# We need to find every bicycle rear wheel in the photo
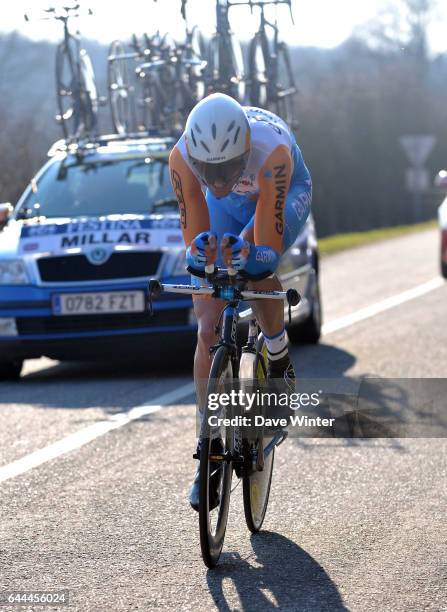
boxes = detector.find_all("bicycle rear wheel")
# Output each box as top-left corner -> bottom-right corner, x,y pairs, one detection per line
199,345 -> 234,568
240,334 -> 275,533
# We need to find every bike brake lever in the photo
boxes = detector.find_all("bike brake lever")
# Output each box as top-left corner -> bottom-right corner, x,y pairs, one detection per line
148,279 -> 162,315
286,288 -> 300,324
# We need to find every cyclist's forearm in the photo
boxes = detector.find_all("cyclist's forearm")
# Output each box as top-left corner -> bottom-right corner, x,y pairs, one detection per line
243,244 -> 280,278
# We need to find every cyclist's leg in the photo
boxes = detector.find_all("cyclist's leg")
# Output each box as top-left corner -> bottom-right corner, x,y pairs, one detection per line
190,193 -> 251,509
192,190 -> 253,411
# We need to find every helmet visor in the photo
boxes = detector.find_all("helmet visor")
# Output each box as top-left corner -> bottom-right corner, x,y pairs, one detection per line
191,152 -> 249,189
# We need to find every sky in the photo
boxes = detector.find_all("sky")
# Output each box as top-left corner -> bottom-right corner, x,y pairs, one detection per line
1,0 -> 446,54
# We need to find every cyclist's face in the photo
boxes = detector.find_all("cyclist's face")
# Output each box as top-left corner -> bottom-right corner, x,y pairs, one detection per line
191,151 -> 249,198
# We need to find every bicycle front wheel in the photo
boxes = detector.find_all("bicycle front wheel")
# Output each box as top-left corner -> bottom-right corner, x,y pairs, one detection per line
199,345 -> 234,568
240,334 -> 275,533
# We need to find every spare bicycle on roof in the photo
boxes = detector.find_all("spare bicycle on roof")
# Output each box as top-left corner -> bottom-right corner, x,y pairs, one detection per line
25,3 -> 99,140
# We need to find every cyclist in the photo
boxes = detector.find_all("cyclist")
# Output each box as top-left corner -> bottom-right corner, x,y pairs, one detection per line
169,93 -> 312,510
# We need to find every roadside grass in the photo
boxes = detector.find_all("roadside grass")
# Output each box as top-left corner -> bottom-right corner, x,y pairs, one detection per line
318,219 -> 437,256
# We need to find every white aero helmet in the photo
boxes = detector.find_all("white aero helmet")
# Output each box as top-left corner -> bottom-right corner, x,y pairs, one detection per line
184,93 -> 251,189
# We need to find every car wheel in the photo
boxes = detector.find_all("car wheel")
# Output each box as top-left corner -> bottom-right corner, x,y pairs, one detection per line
288,273 -> 322,345
0,360 -> 23,381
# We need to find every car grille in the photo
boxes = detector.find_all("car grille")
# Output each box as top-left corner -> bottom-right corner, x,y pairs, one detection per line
16,309 -> 189,335
37,252 -> 162,282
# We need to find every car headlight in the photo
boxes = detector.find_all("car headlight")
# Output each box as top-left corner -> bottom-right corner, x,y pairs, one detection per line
0,259 -> 30,284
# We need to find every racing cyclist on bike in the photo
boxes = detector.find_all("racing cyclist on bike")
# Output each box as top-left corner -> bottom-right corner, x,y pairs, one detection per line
169,93 -> 312,510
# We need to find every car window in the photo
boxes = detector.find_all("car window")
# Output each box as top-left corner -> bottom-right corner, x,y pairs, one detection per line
17,156 -> 177,219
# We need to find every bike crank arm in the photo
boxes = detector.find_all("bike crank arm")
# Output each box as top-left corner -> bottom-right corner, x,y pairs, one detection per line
263,429 -> 288,459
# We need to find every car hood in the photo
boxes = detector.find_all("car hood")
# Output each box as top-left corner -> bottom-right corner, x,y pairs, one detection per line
0,214 -> 183,259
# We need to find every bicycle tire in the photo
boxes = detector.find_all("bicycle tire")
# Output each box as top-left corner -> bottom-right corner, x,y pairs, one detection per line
139,74 -> 164,131
188,26 -> 206,102
55,38 -> 80,138
79,49 -> 98,135
248,33 -> 268,108
241,334 -> 275,533
199,345 -> 234,568
226,33 -> 246,103
204,33 -> 245,102
108,40 -> 135,134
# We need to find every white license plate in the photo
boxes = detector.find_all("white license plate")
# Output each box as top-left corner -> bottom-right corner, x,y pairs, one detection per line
52,291 -> 145,315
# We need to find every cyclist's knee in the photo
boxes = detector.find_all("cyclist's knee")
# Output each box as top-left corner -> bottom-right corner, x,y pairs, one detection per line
197,326 -> 218,353
195,300 -> 222,351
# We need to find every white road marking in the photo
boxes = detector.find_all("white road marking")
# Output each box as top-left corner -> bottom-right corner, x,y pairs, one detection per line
0,276 -> 444,484
322,277 -> 444,336
0,383 -> 195,484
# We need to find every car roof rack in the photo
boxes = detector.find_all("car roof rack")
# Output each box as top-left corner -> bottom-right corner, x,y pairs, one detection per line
47,128 -> 182,158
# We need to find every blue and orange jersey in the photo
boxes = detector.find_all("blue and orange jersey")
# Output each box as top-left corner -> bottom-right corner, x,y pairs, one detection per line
169,106 -> 311,256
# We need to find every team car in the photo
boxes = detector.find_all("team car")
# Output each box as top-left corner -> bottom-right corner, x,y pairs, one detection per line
0,134 -> 321,380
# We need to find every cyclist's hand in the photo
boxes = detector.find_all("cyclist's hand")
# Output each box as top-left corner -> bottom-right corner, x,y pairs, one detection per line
186,231 -> 218,270
221,233 -> 250,271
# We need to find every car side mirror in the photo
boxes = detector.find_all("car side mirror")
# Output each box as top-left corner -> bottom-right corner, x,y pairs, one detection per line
0,203 -> 13,231
434,170 -> 447,190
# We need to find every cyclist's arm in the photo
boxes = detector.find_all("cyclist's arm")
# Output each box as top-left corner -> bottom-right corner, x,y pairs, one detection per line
169,146 -> 210,246
241,145 -> 292,278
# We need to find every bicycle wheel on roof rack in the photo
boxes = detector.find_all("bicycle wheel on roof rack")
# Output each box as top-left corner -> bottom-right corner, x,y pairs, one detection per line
108,40 -> 136,135
204,33 -> 246,103
187,25 -> 207,103
248,32 -> 268,108
79,49 -> 98,135
274,42 -> 298,129
55,37 -> 98,139
226,32 -> 246,103
55,37 -> 81,139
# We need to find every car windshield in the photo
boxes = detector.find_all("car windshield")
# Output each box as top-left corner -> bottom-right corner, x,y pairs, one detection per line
17,156 -> 178,219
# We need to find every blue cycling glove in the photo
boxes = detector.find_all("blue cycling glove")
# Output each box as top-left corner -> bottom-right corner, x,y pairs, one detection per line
186,231 -> 217,271
221,232 -> 280,278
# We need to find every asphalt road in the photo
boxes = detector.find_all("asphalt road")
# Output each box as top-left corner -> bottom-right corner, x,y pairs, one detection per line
1,228 -> 446,612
